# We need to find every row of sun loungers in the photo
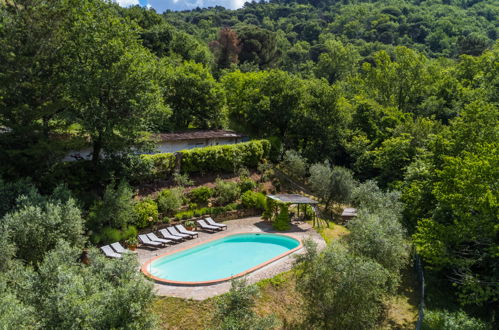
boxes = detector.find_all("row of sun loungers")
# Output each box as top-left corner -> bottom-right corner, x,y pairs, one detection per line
100,218 -> 227,257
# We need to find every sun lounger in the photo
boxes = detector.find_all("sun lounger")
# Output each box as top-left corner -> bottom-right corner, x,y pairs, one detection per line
205,217 -> 227,230
101,245 -> 122,258
138,234 -> 162,247
175,224 -> 199,238
197,219 -> 222,232
167,226 -> 191,239
159,229 -> 184,242
147,233 -> 172,245
110,242 -> 136,254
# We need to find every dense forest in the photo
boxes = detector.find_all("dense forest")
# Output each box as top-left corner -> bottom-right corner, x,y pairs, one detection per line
0,0 -> 497,328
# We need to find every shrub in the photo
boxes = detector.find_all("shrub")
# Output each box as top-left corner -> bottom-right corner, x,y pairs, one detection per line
282,150 -> 307,179
241,191 -> 267,210
422,310 -> 490,330
157,188 -> 183,214
188,186 -> 213,204
180,140 -> 271,173
0,178 -> 37,218
214,178 -> 240,205
100,227 -> 122,244
121,225 -> 138,240
273,204 -> 291,231
134,199 -> 158,228
212,279 -> 279,330
173,172 -> 194,186
137,153 -> 175,181
88,180 -> 136,231
239,178 -> 256,193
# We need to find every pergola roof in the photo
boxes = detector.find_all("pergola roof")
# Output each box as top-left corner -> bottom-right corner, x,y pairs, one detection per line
267,194 -> 319,204
341,208 -> 358,217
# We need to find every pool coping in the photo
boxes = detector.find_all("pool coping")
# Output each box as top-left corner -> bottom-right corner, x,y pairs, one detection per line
140,231 -> 303,286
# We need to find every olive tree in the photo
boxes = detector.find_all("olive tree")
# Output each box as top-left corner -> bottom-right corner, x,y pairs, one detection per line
1,196 -> 85,264
347,211 -> 409,278
295,240 -> 392,329
212,279 -> 279,330
0,242 -> 157,329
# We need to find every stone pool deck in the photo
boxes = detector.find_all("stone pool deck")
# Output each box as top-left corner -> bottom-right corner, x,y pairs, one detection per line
137,216 -> 326,300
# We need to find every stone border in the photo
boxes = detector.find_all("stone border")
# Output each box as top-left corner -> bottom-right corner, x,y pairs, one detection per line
141,232 -> 302,285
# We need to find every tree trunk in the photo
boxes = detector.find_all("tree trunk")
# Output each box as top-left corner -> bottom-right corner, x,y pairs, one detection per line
92,135 -> 102,164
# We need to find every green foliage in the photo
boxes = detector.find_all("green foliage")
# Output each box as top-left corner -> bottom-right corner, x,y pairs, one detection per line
160,60 -> 224,130
88,180 -> 136,231
180,140 -> 271,174
422,310 -> 490,330
173,172 -> 194,186
1,193 -> 85,264
157,188 -> 184,214
295,240 -> 392,329
134,199 -> 159,229
173,203 -> 239,220
309,162 -> 356,207
241,191 -> 267,210
188,186 -> 213,204
272,204 -> 291,231
212,279 -> 279,330
282,150 -> 307,179
347,211 -> 409,282
137,153 -> 176,181
0,178 -> 38,218
214,178 -> 241,205
0,242 -> 157,329
238,178 -> 257,193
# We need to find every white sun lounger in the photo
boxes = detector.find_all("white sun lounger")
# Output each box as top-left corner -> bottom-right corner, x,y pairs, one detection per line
138,234 -> 162,247
101,245 -> 122,258
205,217 -> 227,230
110,242 -> 136,254
159,229 -> 184,242
167,226 -> 191,239
197,219 -> 222,232
175,224 -> 199,238
147,233 -> 172,245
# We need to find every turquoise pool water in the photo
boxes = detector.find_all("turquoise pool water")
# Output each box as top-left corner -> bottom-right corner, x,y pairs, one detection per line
145,233 -> 300,283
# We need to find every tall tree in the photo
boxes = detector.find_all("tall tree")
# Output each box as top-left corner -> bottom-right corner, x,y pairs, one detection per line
0,0 -> 75,178
160,60 -> 224,130
66,0 -> 167,163
210,27 -> 241,70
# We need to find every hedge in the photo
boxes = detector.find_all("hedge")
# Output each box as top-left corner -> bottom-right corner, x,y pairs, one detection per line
138,153 -> 176,180
134,140 -> 270,181
180,140 -> 270,173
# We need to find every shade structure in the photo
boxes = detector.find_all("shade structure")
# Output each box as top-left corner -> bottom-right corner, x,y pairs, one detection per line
267,194 -> 319,204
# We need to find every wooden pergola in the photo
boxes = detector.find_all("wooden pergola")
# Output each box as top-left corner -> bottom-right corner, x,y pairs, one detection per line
267,194 -> 319,225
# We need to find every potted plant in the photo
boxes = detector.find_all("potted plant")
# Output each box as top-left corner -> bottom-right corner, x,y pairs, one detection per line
125,237 -> 138,251
184,220 -> 195,231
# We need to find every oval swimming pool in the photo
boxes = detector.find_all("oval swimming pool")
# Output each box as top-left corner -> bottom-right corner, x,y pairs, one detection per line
141,233 -> 301,285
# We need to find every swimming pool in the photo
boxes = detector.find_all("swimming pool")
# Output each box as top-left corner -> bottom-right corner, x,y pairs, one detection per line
141,232 -> 301,285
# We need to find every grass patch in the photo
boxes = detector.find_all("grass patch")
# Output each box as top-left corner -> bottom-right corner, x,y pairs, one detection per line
380,265 -> 419,329
313,222 -> 350,244
255,270 -> 305,329
151,296 -> 213,330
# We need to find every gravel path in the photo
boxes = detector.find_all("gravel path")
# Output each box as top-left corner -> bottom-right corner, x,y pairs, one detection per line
137,216 -> 326,300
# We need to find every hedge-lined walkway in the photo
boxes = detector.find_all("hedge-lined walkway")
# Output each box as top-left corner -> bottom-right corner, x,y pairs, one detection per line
137,216 -> 326,300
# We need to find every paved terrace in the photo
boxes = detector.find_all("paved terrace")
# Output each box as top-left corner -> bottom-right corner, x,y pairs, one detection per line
137,216 -> 326,300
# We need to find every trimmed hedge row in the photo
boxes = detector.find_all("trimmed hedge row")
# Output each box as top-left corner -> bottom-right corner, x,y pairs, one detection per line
180,139 -> 270,173
134,140 -> 270,181
138,153 -> 176,180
